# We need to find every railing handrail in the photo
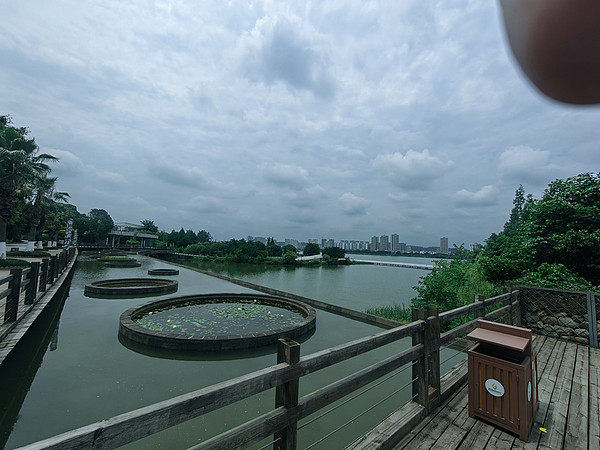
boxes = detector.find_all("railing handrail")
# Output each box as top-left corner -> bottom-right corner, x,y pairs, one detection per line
1,248 -> 76,333
17,320 -> 426,449
15,286 -> 521,450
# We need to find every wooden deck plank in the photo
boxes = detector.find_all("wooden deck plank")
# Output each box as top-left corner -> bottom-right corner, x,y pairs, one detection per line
429,403 -> 477,449
345,401 -> 426,450
512,338 -> 565,449
383,335 -> 596,450
456,419 -> 496,449
484,427 -> 515,449
395,385 -> 468,449
589,346 -> 600,450
538,341 -> 577,450
564,345 -> 588,449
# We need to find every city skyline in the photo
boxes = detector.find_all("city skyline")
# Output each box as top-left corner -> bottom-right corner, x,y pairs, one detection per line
248,232 -> 451,252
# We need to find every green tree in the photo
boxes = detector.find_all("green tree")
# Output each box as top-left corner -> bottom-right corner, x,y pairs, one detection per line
0,116 -> 57,258
413,257 -> 500,313
47,203 -> 85,246
515,263 -> 594,291
24,173 -> 69,250
322,247 -> 345,259
140,219 -> 158,233
126,231 -> 140,247
530,173 -> 600,285
481,173 -> 600,287
81,209 -> 114,244
282,244 -> 297,254
197,229 -> 212,243
282,251 -> 299,265
265,237 -> 282,257
303,243 -> 320,256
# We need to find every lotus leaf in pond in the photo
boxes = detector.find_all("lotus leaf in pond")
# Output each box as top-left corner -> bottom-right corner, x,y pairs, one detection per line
135,301 -> 305,336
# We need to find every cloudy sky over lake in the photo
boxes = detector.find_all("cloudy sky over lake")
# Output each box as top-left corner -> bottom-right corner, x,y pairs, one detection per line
1,1 -> 599,247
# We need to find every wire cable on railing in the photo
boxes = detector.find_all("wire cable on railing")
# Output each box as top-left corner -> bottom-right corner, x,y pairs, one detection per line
257,436 -> 280,450
298,361 -> 416,431
304,375 -> 419,450
439,339 -> 473,366
306,375 -> 419,450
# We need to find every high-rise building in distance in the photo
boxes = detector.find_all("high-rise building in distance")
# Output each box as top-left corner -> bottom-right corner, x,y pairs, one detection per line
391,233 -> 399,251
440,236 -> 449,253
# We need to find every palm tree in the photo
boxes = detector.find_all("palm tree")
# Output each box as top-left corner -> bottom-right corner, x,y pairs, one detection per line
0,116 -> 57,258
25,173 -> 69,250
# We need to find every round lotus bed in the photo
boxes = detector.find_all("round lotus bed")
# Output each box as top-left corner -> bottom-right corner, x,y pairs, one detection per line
119,293 -> 317,352
84,278 -> 178,298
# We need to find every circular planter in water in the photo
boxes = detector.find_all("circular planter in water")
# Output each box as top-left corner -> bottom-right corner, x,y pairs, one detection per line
84,278 -> 178,298
103,258 -> 141,267
119,293 -> 316,351
148,268 -> 179,276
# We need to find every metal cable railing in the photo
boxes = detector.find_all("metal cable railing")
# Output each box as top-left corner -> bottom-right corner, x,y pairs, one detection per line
299,361 -> 416,434
305,374 -> 419,449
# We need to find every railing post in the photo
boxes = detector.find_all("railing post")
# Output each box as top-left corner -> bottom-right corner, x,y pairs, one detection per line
274,338 -> 300,450
25,262 -> 40,305
49,255 -> 58,284
59,250 -> 65,272
474,294 -> 485,320
426,305 -> 441,411
511,286 -> 521,326
501,287 -> 511,324
5,268 -> 22,323
587,292 -> 598,348
412,308 -> 429,409
39,258 -> 49,292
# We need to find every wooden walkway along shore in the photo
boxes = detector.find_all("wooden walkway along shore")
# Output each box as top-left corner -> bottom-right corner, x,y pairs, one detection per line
393,335 -> 600,450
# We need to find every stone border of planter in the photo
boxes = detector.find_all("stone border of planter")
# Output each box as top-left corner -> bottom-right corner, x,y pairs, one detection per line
148,268 -> 179,276
104,260 -> 142,267
84,278 -> 178,298
118,293 -> 317,352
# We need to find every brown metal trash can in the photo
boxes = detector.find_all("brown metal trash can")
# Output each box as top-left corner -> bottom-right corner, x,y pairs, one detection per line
467,320 -> 538,441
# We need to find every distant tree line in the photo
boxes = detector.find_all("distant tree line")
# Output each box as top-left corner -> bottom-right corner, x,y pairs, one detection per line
178,237 -> 347,265
156,228 -> 213,248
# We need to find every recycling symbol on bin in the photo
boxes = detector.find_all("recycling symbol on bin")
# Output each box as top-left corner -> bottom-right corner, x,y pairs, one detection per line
485,378 -> 505,397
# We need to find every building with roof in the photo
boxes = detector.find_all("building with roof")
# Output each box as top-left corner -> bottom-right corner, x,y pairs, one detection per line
108,222 -> 159,248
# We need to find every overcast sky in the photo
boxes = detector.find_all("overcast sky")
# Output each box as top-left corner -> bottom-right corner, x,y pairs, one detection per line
1,1 -> 598,247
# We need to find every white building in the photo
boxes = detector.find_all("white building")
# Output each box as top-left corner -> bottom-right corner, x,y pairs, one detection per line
108,223 -> 159,248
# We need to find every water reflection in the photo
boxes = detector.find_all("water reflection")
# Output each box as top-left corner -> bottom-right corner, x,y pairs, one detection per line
118,326 -> 316,361
0,277 -> 70,448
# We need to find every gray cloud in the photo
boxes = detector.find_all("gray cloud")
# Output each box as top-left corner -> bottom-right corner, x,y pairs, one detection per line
454,185 -> 498,207
372,150 -> 454,190
261,163 -> 309,190
498,146 -> 560,186
148,161 -> 208,189
339,192 -> 371,216
238,14 -> 335,99
1,1 -> 599,247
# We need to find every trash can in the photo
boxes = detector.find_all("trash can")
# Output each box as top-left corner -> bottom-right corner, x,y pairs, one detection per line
467,320 -> 538,441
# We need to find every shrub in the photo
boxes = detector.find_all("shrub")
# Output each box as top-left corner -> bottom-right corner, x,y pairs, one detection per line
0,258 -> 30,267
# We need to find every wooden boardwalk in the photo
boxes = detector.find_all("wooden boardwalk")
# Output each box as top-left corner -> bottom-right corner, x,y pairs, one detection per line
393,336 -> 600,450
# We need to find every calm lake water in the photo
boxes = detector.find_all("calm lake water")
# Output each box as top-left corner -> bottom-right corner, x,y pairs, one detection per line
1,253 -> 459,449
167,253 -> 440,311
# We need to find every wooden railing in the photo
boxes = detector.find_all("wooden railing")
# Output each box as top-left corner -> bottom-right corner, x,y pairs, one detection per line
1,247 -> 77,340
20,290 -> 519,450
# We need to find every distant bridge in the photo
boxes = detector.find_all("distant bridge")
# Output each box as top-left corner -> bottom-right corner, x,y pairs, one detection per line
352,259 -> 434,270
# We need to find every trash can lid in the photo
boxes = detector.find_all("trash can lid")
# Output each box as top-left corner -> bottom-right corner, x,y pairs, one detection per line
467,320 -> 532,352
468,328 -> 530,351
